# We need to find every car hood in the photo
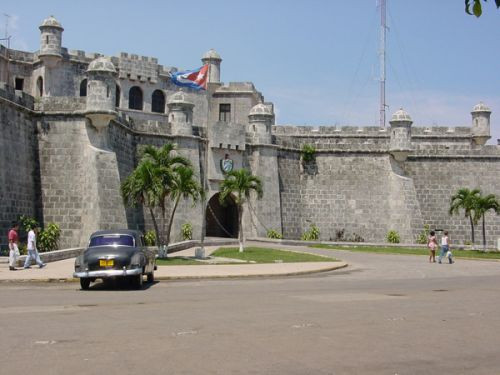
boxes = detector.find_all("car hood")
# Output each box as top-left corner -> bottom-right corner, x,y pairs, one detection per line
83,246 -> 138,262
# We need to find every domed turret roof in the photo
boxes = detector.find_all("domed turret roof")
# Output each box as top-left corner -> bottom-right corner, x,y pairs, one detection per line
391,108 -> 412,122
39,15 -> 63,30
249,103 -> 274,117
167,91 -> 194,106
87,57 -> 116,74
202,49 -> 222,61
472,102 -> 491,112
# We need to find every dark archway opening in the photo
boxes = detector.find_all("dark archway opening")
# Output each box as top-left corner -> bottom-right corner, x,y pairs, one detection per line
129,86 -> 143,110
151,89 -> 165,113
80,79 -> 87,96
206,193 -> 238,238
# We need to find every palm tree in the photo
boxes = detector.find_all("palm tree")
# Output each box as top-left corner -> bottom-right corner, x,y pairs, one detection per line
121,144 -> 191,246
473,194 -> 500,250
449,188 -> 480,247
219,169 -> 263,252
165,166 -> 204,246
121,159 -> 163,246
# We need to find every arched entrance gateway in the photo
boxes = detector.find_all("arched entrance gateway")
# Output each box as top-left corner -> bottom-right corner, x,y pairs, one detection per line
205,193 -> 238,238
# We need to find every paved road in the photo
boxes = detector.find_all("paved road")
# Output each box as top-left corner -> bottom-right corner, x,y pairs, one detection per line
1,245 -> 500,374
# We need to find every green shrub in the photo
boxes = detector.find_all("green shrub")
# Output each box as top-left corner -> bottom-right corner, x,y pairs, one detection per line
386,230 -> 400,244
301,144 -> 316,163
181,222 -> 193,241
144,230 -> 157,246
266,229 -> 283,239
18,243 -> 28,256
38,223 -> 61,252
19,215 -> 39,233
349,233 -> 365,242
301,224 -> 320,241
416,224 -> 430,244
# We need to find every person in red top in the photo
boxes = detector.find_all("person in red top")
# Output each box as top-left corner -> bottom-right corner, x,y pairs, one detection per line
8,222 -> 20,271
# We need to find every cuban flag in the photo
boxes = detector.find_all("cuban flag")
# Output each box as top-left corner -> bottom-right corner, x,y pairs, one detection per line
170,64 -> 209,90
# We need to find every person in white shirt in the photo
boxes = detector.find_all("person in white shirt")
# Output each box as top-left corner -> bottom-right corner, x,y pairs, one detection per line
438,230 -> 454,264
23,226 -> 46,269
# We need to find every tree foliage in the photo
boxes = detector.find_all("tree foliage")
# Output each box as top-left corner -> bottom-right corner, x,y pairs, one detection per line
449,188 -> 481,245
473,194 -> 500,249
465,0 -> 500,17
165,166 -> 203,245
121,143 -> 192,248
219,169 -> 263,252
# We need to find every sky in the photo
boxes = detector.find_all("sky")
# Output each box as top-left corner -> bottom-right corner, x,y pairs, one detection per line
1,0 -> 500,142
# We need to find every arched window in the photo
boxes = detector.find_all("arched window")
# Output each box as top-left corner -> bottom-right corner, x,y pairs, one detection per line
151,90 -> 165,113
115,85 -> 121,108
128,86 -> 143,110
79,79 -> 87,97
36,77 -> 43,97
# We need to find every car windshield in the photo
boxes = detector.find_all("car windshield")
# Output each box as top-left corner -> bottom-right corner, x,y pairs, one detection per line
89,234 -> 134,247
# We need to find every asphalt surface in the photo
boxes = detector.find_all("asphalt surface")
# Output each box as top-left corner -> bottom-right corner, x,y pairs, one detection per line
1,247 -> 500,374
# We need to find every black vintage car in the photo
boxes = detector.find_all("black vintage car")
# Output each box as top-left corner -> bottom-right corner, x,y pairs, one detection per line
73,230 -> 156,290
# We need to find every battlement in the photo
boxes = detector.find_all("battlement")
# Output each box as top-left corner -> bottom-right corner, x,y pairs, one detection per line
216,82 -> 256,93
0,82 -> 34,109
34,96 -> 86,112
273,125 -> 473,138
273,125 -> 389,136
118,52 -> 158,64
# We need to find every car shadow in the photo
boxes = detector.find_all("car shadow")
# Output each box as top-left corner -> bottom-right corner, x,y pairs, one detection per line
80,278 -> 159,291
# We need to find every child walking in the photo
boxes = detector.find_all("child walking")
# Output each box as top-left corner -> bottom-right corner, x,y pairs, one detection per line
428,230 -> 437,263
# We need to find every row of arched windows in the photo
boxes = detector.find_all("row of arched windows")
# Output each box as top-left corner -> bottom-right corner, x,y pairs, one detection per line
78,79 -> 165,113
128,87 -> 165,113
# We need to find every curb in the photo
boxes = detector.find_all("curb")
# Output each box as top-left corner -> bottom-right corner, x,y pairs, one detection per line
0,262 -> 348,283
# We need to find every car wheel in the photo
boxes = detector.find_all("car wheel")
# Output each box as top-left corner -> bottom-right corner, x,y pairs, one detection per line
133,274 -> 143,289
147,272 -> 154,283
80,278 -> 91,290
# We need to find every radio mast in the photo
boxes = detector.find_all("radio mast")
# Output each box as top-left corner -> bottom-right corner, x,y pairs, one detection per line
379,0 -> 387,127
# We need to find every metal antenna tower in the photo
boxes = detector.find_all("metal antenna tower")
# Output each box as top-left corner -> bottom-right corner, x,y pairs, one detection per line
1,13 -> 11,47
379,0 -> 387,127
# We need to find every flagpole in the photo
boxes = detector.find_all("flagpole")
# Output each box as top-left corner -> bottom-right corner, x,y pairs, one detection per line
199,61 -> 211,257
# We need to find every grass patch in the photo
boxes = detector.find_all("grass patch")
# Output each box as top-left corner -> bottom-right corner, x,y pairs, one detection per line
310,244 -> 500,259
156,257 -> 203,266
211,247 -> 337,263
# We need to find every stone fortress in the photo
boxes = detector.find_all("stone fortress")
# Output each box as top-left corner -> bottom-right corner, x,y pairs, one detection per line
1,15 -> 500,249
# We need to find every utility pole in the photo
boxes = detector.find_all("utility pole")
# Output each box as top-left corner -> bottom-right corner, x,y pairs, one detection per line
1,14 -> 12,85
379,0 -> 387,127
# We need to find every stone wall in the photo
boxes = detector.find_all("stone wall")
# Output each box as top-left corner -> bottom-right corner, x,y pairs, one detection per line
405,154 -> 500,247
278,149 -> 423,243
0,90 -> 39,248
37,116 -> 128,248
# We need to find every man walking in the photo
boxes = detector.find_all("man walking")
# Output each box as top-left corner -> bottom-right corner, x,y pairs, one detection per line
23,226 -> 46,269
8,222 -> 20,271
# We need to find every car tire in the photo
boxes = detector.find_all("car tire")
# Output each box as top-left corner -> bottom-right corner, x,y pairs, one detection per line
147,272 -> 154,283
133,274 -> 143,289
80,278 -> 91,290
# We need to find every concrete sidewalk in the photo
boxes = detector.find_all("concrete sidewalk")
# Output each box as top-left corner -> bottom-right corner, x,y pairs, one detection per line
0,244 -> 346,282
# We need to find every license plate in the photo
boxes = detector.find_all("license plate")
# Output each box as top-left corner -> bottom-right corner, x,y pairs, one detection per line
99,259 -> 114,267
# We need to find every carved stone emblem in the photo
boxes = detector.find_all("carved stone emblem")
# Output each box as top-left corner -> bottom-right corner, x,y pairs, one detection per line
220,154 -> 234,173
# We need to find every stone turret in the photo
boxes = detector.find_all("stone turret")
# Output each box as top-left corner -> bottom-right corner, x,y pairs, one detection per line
85,57 -> 117,132
167,91 -> 194,136
471,102 -> 491,146
247,103 -> 274,144
38,15 -> 63,67
389,108 -> 412,162
201,49 -> 222,84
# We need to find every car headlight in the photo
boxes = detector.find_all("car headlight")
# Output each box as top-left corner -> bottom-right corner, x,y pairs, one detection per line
74,255 -> 85,270
130,253 -> 143,268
